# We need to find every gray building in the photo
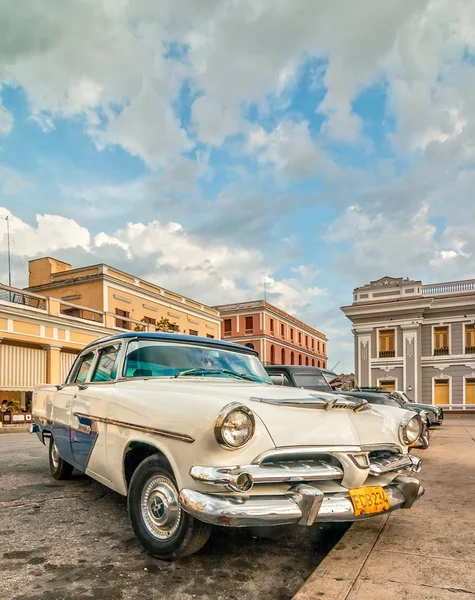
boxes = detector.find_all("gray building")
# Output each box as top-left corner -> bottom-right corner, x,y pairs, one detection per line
341,276 -> 475,410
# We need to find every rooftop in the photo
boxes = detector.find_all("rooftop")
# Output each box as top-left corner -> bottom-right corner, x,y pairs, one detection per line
214,299 -> 327,340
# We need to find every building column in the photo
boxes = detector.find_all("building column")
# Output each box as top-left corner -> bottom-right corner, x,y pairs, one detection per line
44,345 -> 63,385
401,324 -> 421,402
354,329 -> 372,387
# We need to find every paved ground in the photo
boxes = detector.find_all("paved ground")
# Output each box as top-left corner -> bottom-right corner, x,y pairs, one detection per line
0,434 -> 347,600
294,419 -> 475,600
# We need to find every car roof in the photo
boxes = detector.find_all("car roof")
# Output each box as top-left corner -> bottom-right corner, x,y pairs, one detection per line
82,331 -> 258,355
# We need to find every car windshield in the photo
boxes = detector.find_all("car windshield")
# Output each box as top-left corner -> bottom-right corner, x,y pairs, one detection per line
293,372 -> 332,391
321,371 -> 341,390
123,340 -> 272,384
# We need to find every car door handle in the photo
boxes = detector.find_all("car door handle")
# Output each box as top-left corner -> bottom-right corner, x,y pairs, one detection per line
78,384 -> 88,390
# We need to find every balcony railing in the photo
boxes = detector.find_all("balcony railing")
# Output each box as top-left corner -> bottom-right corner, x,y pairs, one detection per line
60,301 -> 104,323
422,280 -> 475,296
465,346 -> 475,354
379,350 -> 395,358
0,285 -> 47,311
434,347 -> 449,356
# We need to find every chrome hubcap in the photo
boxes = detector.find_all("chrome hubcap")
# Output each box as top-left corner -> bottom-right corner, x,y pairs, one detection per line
51,441 -> 59,469
141,475 -> 181,540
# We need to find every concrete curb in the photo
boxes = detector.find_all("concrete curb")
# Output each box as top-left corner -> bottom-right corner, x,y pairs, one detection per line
0,425 -> 30,434
292,516 -> 388,600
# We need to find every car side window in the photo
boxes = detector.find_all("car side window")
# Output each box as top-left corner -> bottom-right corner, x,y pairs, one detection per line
91,345 -> 120,382
74,352 -> 96,383
269,373 -> 293,386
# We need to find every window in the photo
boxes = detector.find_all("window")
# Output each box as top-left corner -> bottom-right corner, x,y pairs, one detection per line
223,319 -> 232,336
317,360 -> 321,367
465,325 -> 475,354
379,379 -> 396,392
189,329 -> 198,336
379,329 -> 395,358
298,354 -> 302,365
281,348 -> 285,364
206,334 -> 215,338
298,332 -> 302,345
280,323 -> 285,337
270,345 -> 275,365
91,346 -> 120,382
245,316 -> 253,333
143,316 -> 156,326
290,351 -> 294,365
293,372 -> 332,391
74,352 -> 95,383
290,328 -> 294,341
322,343 -> 326,355
245,343 -> 254,350
305,356 -> 309,365
434,326 -> 449,356
311,358 -> 315,366
115,308 -> 130,329
305,335 -> 308,347
269,373 -> 293,386
311,339 -> 315,350
270,318 -> 274,334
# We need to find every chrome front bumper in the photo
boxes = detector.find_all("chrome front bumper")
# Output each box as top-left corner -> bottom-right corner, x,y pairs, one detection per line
179,475 -> 424,528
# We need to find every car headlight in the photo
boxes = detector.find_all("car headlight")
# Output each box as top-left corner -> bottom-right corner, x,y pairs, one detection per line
214,402 -> 255,449
399,411 -> 423,445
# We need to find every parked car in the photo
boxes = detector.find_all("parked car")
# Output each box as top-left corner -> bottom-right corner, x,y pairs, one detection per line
358,388 -> 443,427
265,366 -> 430,449
31,333 -> 424,560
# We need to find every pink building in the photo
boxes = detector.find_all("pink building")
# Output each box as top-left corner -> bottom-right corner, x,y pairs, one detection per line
214,300 -> 328,367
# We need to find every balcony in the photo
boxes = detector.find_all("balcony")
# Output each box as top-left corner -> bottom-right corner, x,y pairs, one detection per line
434,347 -> 449,356
379,350 -> 395,358
422,279 -> 475,296
465,346 -> 475,354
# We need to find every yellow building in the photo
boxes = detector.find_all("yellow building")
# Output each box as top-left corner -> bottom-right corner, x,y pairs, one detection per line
0,257 -> 221,414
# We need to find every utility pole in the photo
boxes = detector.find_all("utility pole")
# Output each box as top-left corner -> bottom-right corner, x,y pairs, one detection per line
1,215 -> 12,289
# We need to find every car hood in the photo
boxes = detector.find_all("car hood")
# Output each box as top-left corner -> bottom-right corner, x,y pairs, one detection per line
146,379 -> 404,448
409,402 -> 439,415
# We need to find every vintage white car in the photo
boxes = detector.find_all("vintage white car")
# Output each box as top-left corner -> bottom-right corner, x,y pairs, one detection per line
31,332 -> 424,560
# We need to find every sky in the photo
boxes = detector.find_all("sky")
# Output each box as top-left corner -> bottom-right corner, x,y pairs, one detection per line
1,0 -> 475,371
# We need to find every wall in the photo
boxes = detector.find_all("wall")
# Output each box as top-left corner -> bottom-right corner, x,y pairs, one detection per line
421,365 -> 475,405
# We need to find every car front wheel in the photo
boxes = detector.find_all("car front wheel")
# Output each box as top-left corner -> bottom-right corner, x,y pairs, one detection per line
127,455 -> 211,560
48,437 -> 74,480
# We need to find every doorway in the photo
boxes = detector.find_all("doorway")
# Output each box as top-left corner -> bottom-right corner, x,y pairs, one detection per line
434,379 -> 450,405
466,378 -> 475,405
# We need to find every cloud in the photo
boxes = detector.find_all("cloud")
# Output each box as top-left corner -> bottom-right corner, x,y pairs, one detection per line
0,206 -> 325,321
248,120 -> 325,179
0,100 -> 12,135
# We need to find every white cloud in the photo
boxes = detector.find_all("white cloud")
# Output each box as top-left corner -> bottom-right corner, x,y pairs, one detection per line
0,101 -> 12,135
0,206 -> 326,320
248,120 -> 325,179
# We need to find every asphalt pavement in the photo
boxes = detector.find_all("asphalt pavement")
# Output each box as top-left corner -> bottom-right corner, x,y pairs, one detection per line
0,433 -> 347,600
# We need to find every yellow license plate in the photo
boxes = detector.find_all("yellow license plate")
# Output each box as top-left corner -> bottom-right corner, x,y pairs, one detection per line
349,486 -> 390,516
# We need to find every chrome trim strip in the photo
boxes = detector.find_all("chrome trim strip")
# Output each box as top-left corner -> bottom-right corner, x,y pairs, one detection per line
179,475 -> 424,527
368,453 -> 413,476
190,461 -> 343,489
250,396 -> 370,412
252,446 -> 362,464
73,412 -> 195,443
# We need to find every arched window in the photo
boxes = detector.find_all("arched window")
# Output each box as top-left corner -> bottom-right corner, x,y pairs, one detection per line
245,343 -> 254,350
305,356 -> 309,366
270,345 -> 275,365
281,348 -> 286,364
298,354 -> 302,365
312,359 -> 315,366
290,351 -> 294,365
317,360 -> 321,368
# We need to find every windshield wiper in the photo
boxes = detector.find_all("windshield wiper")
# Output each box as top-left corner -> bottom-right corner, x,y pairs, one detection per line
175,368 -> 261,382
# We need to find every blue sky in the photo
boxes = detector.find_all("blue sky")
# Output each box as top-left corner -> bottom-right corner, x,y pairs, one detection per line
1,0 -> 475,369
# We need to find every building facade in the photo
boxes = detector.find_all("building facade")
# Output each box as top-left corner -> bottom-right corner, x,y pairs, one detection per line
0,257 -> 220,413
27,257 -> 221,339
214,300 -> 328,367
341,276 -> 475,410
